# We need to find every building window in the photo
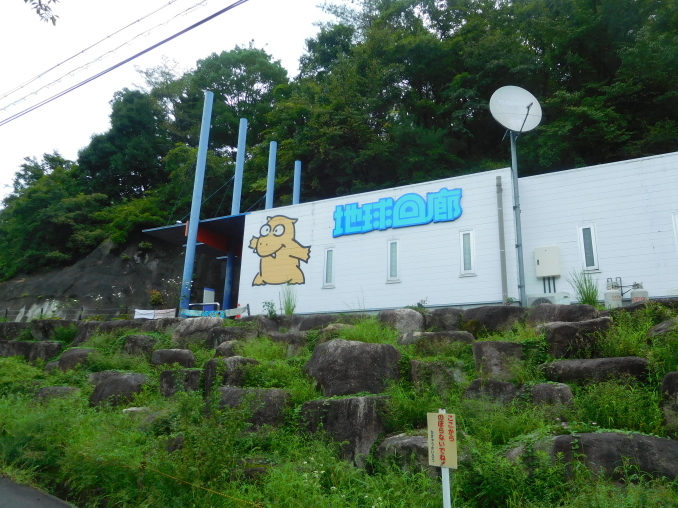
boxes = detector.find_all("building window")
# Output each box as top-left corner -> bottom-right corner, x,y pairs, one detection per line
460,230 -> 476,276
387,240 -> 400,282
578,225 -> 599,270
323,248 -> 334,288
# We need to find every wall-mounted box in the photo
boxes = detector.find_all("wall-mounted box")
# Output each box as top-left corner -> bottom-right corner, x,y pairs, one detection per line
534,246 -> 561,277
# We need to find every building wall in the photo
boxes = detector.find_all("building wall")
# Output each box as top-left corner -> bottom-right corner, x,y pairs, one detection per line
520,152 -> 678,300
238,168 -> 516,314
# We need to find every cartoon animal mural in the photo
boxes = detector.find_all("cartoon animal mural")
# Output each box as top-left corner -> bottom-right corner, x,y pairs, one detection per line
249,215 -> 311,286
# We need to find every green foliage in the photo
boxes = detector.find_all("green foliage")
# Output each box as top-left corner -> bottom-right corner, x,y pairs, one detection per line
336,317 -> 399,345
0,358 -> 44,396
568,270 -> 600,306
280,283 -> 297,315
262,300 -> 277,320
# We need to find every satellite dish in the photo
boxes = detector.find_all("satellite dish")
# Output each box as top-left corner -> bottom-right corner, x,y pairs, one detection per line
489,86 -> 542,133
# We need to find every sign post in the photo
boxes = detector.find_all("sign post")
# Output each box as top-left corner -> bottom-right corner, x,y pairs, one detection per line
427,409 -> 457,508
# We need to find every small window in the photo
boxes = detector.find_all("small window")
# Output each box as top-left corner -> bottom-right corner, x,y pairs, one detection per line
323,248 -> 334,288
460,230 -> 476,275
387,240 -> 400,282
578,225 -> 599,270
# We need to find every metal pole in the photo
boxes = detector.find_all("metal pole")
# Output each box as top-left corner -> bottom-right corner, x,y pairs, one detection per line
231,118 -> 248,215
439,408 -> 452,508
292,160 -> 302,205
510,131 -> 527,307
496,176 -> 509,305
223,250 -> 235,310
265,141 -> 277,209
180,91 -> 214,310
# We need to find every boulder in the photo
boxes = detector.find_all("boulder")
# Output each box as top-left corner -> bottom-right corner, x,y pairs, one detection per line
207,326 -> 257,348
400,331 -> 474,351
648,318 -> 678,339
58,348 -> 97,371
410,360 -> 466,392
204,356 -> 259,392
90,372 -> 149,406
172,317 -> 224,345
377,309 -> 424,335
35,386 -> 79,401
304,339 -> 401,396
159,369 -> 202,397
661,372 -> 678,435
543,357 -> 649,384
376,434 -> 436,476
151,349 -> 196,368
317,323 -> 354,342
527,304 -> 598,326
553,432 -> 678,480
138,318 -> 182,333
45,360 -> 59,372
531,383 -> 573,405
0,340 -> 62,363
301,396 -> 388,467
268,331 -> 308,357
463,379 -> 521,404
214,341 -> 241,358
0,322 -> 26,340
124,334 -> 157,356
72,321 -> 102,346
472,341 -> 523,381
88,370 -> 121,385
426,307 -> 464,332
462,306 -> 526,335
29,319 -> 77,341
217,387 -> 289,429
536,317 -> 613,358
0,340 -> 30,359
238,315 -> 279,335
298,313 -> 341,331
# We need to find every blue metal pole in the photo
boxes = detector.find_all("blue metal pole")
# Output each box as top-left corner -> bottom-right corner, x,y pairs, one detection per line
223,250 -> 235,310
231,118 -> 248,215
180,91 -> 214,310
293,160 -> 301,205
265,141 -> 277,209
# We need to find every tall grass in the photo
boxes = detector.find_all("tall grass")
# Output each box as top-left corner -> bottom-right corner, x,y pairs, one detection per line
568,269 -> 599,306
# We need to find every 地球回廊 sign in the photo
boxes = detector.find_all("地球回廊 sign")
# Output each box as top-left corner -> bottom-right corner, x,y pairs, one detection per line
332,188 -> 462,237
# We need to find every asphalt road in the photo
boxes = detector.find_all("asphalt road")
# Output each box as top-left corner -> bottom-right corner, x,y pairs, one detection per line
0,477 -> 73,508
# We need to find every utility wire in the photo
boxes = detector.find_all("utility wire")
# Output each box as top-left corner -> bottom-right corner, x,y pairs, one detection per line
0,0 -> 212,112
0,0 -> 250,127
245,194 -> 266,212
0,0 -> 184,103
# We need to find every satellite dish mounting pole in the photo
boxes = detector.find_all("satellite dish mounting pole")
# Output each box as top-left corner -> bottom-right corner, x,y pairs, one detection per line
510,130 -> 527,308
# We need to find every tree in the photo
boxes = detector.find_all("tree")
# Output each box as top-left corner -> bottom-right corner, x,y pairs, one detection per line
23,0 -> 58,24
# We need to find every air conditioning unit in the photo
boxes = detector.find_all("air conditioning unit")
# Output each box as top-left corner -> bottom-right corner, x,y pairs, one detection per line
527,292 -> 570,307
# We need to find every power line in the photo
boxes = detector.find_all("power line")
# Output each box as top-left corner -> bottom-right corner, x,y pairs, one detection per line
0,0 -> 250,128
0,0 -> 184,103
0,0 -> 213,112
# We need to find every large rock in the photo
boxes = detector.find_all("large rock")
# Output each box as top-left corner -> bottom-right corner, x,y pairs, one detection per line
87,370 -> 121,385
72,321 -> 102,346
207,326 -> 257,348
29,319 -> 77,341
215,341 -> 241,358
268,331 -> 308,357
661,372 -> 678,435
58,348 -> 97,371
410,360 -> 466,391
304,339 -> 401,396
462,306 -> 526,335
553,432 -> 678,480
376,434 -> 437,476
400,331 -> 474,351
463,379 -> 521,404
172,317 -> 224,345
426,308 -> 464,332
527,304 -> 598,326
217,387 -> 289,429
238,315 -> 279,335
536,317 -> 613,358
377,309 -> 424,335
531,383 -> 573,405
159,369 -> 202,397
74,319 -> 177,346
204,356 -> 259,392
124,334 -> 157,356
543,357 -> 648,383
0,322 -> 26,340
298,313 -> 341,332
0,340 -> 62,362
151,349 -> 196,368
301,396 -> 388,466
90,372 -> 149,406
472,341 -> 523,381
648,318 -> 678,339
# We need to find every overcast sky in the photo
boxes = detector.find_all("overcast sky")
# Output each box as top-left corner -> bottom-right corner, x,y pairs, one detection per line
0,0 -> 333,201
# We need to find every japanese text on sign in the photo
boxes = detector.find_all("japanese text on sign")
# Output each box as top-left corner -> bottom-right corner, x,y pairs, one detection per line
427,412 -> 458,469
332,188 -> 463,237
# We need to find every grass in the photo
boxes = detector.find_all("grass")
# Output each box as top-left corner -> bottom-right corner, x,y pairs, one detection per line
1,306 -> 678,507
568,269 -> 600,306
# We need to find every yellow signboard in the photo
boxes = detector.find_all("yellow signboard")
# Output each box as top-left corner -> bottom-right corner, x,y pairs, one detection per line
427,412 -> 458,469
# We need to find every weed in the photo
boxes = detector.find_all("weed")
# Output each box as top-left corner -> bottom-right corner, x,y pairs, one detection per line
336,317 -> 399,345
263,300 -> 277,320
568,269 -> 599,306
280,283 -> 297,315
